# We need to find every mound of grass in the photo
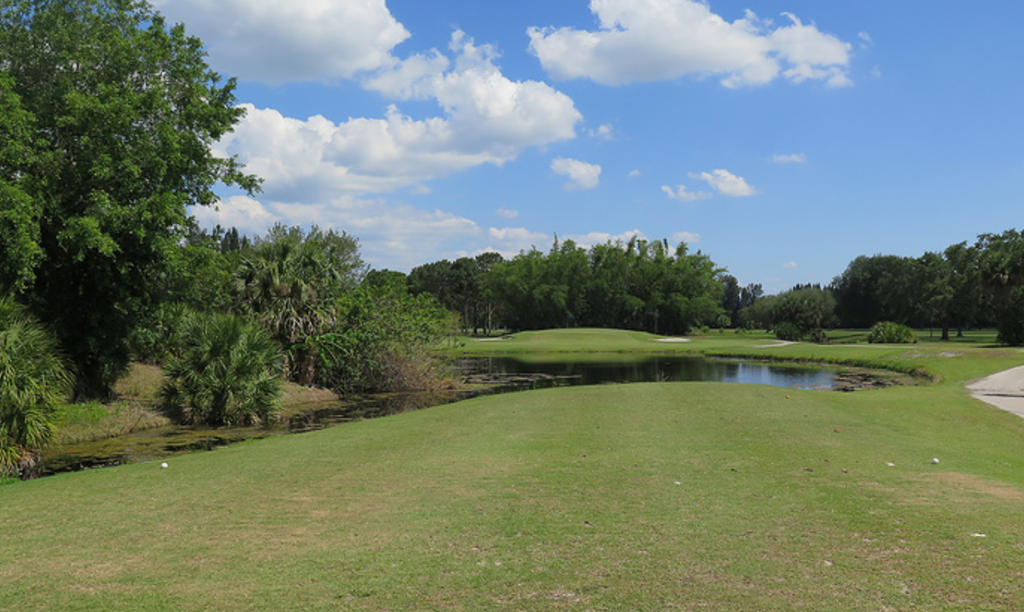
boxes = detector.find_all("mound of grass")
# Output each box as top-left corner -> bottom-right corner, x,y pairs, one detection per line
3,377 -> 1023,610
452,327 -> 777,356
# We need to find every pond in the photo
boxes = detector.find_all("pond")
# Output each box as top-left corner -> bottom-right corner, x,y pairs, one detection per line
40,356 -> 857,477
459,356 -> 840,391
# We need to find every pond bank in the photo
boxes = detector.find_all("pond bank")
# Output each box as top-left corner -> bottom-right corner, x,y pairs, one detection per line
39,354 -> 904,477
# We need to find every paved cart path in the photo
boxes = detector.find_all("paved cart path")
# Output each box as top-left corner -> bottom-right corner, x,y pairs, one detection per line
968,365 -> 1024,419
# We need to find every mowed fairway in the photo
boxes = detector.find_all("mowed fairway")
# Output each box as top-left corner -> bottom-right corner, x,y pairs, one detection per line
3,359 -> 1024,611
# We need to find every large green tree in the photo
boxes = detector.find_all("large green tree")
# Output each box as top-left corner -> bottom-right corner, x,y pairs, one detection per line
0,0 -> 258,398
832,255 -> 924,327
976,230 -> 1024,345
771,285 -> 838,339
0,73 -> 42,294
409,252 -> 506,335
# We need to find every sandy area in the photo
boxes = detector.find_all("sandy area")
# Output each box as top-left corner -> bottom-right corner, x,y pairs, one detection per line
967,365 -> 1024,419
654,338 -> 691,343
754,340 -> 797,348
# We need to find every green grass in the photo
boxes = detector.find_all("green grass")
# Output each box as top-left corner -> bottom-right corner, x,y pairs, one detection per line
452,327 -> 697,354
51,364 -> 341,445
3,329 -> 1024,610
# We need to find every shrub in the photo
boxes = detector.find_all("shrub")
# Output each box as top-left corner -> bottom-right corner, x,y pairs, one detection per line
159,313 -> 283,426
807,329 -> 830,344
996,318 -> 1024,347
775,322 -> 804,341
0,297 -> 73,477
868,321 -> 918,344
315,283 -> 456,394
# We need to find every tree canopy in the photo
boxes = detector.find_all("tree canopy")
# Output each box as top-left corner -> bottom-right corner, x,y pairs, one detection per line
411,238 -> 725,335
234,224 -> 364,385
0,0 -> 258,397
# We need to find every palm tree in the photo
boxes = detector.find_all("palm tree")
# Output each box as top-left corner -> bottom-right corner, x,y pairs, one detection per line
159,313 -> 282,427
0,297 -> 73,477
234,225 -> 363,384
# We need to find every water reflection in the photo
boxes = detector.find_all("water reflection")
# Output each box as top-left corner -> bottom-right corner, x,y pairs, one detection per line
460,356 -> 838,391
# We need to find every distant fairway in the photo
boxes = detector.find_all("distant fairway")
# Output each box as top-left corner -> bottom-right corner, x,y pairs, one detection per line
4,338 -> 1024,610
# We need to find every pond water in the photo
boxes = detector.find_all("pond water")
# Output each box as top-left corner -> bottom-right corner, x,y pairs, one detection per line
39,356 -> 844,477
461,356 -> 839,391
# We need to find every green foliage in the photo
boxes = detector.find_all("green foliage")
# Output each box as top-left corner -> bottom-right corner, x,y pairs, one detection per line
806,328 -> 830,344
774,321 -> 804,341
739,293 -> 777,331
719,274 -> 762,327
315,282 -> 456,394
766,285 -> 837,341
868,321 -> 918,344
159,313 -> 282,427
235,224 -> 364,385
127,302 -> 195,363
158,222 -> 242,313
0,72 -> 42,294
480,237 -> 724,334
832,248 -> 984,336
0,0 -> 259,397
409,252 -> 504,335
0,297 -> 73,476
832,255 -> 924,327
973,230 -> 1024,345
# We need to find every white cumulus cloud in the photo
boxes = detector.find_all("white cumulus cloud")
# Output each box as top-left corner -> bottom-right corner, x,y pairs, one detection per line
528,0 -> 852,88
590,123 -> 615,140
772,152 -> 806,164
564,229 -> 646,248
662,185 -> 712,202
485,227 -> 552,258
691,169 -> 758,197
551,157 -> 602,191
153,0 -> 409,84
671,231 -> 701,245
217,33 -> 582,201
496,208 -> 519,220
197,195 -> 483,271
190,196 -> 281,235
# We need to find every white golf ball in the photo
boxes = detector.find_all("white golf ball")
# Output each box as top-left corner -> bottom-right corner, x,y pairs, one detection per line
932,458 -> 940,464
161,462 -> 169,469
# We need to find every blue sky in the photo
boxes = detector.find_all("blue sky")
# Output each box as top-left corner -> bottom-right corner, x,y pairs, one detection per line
154,0 -> 1024,292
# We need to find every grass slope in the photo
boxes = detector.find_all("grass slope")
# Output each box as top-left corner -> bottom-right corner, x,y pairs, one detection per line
453,327 -> 696,355
3,354 -> 1024,610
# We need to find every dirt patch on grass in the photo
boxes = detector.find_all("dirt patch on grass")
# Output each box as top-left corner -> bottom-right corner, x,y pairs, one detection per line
912,472 -> 1024,503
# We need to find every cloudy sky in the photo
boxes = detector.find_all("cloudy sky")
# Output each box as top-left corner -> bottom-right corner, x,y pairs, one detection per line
155,0 -> 1024,291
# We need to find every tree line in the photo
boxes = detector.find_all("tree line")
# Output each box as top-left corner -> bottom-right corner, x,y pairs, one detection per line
406,229 -> 1024,348
741,229 -> 1024,345
408,237 -> 754,336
